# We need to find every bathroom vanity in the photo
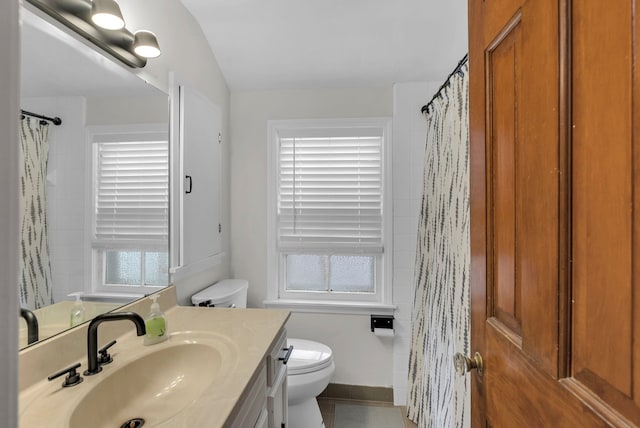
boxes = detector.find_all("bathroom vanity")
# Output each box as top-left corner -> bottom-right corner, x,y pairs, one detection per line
18,286 -> 290,427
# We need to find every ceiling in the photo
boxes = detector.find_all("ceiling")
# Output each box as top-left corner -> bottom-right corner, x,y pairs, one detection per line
21,1 -> 469,96
179,0 -> 469,91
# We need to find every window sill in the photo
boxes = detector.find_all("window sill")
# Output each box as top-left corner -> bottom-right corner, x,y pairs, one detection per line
69,291 -> 145,303
263,299 -> 396,315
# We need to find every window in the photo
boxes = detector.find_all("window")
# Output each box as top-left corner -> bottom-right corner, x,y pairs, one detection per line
89,125 -> 169,293
266,118 -> 393,313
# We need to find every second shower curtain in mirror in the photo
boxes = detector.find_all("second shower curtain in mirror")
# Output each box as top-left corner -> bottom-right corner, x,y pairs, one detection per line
19,116 -> 54,310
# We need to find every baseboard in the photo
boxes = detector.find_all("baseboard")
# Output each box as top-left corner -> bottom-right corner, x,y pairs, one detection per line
319,383 -> 394,403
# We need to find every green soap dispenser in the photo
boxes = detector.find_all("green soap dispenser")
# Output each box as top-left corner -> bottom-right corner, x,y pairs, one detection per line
144,294 -> 168,345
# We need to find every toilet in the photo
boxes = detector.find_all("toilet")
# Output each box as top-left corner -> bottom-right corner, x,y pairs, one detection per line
191,279 -> 335,428
286,338 -> 335,428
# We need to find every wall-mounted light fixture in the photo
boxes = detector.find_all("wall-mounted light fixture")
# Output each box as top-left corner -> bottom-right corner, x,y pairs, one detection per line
91,0 -> 125,30
25,0 -> 161,67
133,30 -> 161,58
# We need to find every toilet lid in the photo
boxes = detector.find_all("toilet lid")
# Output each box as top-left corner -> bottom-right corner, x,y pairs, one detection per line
287,338 -> 333,375
191,279 -> 248,305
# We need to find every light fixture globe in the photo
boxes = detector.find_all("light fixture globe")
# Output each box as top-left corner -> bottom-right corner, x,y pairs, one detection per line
91,0 -> 125,30
133,30 -> 161,58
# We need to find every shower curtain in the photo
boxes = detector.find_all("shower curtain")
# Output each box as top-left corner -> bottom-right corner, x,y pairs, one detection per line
19,116 -> 54,310
406,61 -> 470,427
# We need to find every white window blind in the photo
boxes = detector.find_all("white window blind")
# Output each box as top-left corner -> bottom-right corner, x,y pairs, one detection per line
94,139 -> 169,244
277,129 -> 383,252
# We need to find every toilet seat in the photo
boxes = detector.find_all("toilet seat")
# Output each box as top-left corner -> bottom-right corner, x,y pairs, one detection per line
287,338 -> 333,375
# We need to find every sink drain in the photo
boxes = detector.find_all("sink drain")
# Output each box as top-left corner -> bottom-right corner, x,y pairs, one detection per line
120,418 -> 145,428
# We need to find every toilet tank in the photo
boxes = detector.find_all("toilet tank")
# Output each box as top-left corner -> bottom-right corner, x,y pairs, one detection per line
191,279 -> 248,308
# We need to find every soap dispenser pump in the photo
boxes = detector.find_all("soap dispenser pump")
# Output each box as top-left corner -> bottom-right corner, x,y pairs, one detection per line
69,295 -> 85,327
144,294 -> 168,345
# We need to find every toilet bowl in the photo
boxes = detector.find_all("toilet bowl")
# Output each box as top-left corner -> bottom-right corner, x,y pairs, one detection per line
287,338 -> 335,428
191,280 -> 335,428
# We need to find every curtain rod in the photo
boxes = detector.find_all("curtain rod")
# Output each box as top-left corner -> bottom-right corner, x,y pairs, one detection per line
421,53 -> 469,115
21,109 -> 62,126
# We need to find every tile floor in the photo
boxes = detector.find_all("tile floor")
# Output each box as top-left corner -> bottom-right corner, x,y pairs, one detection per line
318,398 -> 418,428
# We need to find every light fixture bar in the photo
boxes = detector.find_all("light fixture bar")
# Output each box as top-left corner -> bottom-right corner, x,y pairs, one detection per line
25,0 -> 161,68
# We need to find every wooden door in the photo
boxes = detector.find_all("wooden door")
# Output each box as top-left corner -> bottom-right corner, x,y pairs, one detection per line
469,0 -> 640,426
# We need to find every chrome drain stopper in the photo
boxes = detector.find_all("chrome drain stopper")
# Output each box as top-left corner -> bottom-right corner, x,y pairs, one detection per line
120,418 -> 145,428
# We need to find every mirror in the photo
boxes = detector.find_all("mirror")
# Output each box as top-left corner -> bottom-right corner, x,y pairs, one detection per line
18,6 -> 169,349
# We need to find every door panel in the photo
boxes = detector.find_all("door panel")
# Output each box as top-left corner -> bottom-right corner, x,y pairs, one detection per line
511,0 -> 562,379
481,0 -> 563,380
572,2 -> 639,424
488,18 -> 522,336
481,0 -> 523,45
485,320 -> 605,427
469,0 -> 640,425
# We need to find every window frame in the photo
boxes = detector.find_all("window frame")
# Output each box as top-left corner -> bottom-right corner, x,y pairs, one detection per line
86,124 -> 169,295
265,118 -> 394,314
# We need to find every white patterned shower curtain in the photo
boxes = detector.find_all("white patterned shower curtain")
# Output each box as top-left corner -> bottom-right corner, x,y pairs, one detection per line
19,117 -> 54,310
406,60 -> 470,428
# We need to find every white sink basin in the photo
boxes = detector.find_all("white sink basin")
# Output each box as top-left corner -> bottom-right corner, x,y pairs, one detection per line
68,336 -> 226,428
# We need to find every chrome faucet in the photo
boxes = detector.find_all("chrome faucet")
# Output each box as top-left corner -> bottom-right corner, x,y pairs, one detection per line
84,312 -> 146,376
20,308 -> 39,345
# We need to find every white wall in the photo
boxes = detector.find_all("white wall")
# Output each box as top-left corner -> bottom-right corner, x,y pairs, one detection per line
230,87 -> 393,305
391,81 -> 442,404
286,312 -> 394,386
1,0 -> 19,425
230,87 -> 395,387
86,95 -> 169,126
117,0 -> 232,303
118,0 -> 228,106
229,83 -> 445,398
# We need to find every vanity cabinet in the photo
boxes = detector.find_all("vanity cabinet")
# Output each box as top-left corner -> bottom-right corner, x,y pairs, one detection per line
230,328 -> 288,428
18,295 -> 291,428
169,82 -> 223,279
230,365 -> 267,428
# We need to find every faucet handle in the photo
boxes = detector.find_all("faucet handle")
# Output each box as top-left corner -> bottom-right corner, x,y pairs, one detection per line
98,340 -> 117,365
47,363 -> 83,388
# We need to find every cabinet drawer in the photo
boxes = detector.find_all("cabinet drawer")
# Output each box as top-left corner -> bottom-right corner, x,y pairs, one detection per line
255,407 -> 269,428
267,329 -> 289,428
268,329 -> 289,386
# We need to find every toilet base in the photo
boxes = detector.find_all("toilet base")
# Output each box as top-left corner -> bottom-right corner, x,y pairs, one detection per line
288,398 -> 324,428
